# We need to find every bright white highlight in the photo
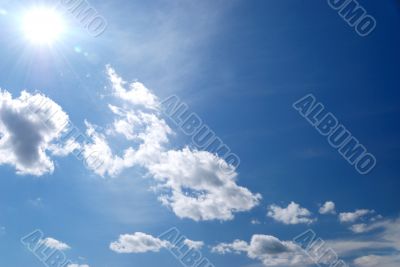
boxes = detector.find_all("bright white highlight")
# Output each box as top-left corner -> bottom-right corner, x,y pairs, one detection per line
22,8 -> 65,45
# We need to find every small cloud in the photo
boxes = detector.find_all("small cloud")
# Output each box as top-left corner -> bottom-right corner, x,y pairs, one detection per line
184,239 -> 204,250
350,224 -> 370,234
110,232 -> 170,254
212,234 -> 311,266
267,202 -> 315,225
251,219 -> 261,225
106,65 -> 159,110
319,201 -> 336,215
110,231 -> 205,254
370,214 -> 383,222
39,237 -> 70,251
339,209 -> 374,223
350,217 -> 386,234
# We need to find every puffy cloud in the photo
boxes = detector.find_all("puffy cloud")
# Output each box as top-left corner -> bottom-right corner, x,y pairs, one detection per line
319,201 -> 336,215
149,148 -> 261,221
39,237 -> 70,251
267,202 -> 315,225
83,67 -> 261,221
339,209 -> 374,223
212,235 -> 311,266
0,90 -> 73,176
106,65 -> 159,110
110,232 -> 170,253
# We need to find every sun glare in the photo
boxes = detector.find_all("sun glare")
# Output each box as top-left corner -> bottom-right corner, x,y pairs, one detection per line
22,8 -> 65,45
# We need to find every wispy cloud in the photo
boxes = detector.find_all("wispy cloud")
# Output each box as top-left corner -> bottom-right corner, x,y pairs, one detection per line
339,209 -> 374,223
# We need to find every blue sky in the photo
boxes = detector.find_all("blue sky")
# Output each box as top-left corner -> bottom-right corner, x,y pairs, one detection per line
0,0 -> 399,266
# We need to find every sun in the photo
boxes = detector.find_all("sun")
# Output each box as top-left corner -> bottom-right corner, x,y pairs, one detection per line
22,8 -> 66,45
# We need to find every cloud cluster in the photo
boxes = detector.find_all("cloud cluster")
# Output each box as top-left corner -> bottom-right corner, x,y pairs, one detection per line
82,66 -> 261,221
212,234 -> 311,266
0,67 -> 260,222
267,202 -> 315,225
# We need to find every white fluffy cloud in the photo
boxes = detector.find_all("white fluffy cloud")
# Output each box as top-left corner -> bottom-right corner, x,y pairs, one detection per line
39,237 -> 70,251
110,232 -> 170,253
149,148 -> 261,221
339,209 -> 374,223
0,90 -> 73,176
212,234 -> 311,266
106,66 -> 159,110
319,201 -> 336,215
267,202 -> 315,225
82,66 -> 261,221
